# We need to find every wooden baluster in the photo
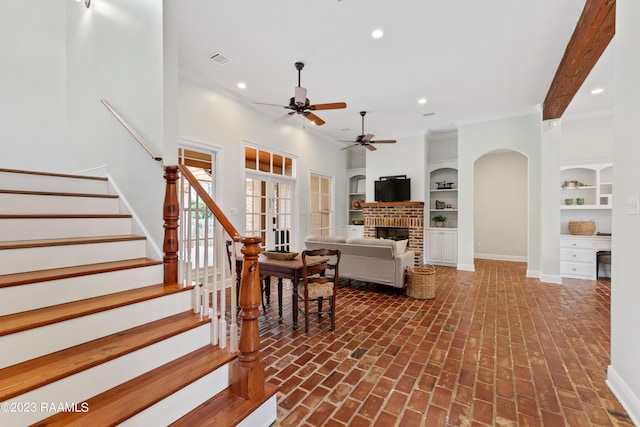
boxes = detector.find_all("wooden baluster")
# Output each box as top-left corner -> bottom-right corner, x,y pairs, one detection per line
231,236 -> 265,399
163,165 -> 179,284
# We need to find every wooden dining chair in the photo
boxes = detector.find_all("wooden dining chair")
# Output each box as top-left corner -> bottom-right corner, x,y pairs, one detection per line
299,249 -> 341,333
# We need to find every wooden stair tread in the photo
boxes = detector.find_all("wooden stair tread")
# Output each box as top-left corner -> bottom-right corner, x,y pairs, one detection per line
0,282 -> 190,336
0,258 -> 162,288
0,310 -> 208,402
0,168 -> 107,182
0,234 -> 143,250
31,346 -> 236,427
170,382 -> 279,427
0,189 -> 119,199
0,213 -> 131,220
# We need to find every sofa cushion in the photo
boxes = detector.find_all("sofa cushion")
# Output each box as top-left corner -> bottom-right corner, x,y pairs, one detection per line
305,236 -> 347,243
395,239 -> 409,255
345,237 -> 408,257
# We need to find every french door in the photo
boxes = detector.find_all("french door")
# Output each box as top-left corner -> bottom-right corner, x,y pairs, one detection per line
245,175 -> 294,251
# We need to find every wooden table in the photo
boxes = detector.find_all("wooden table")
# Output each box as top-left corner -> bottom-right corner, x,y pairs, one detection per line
236,253 -> 327,330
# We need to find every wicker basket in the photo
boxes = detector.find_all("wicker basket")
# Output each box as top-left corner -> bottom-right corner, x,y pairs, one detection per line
568,220 -> 596,236
406,265 -> 436,299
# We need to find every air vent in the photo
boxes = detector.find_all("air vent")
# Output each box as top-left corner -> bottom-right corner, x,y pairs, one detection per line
423,112 -> 436,117
210,52 -> 231,65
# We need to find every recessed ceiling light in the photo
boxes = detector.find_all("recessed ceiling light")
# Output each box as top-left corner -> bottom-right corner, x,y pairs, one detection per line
418,98 -> 427,104
371,29 -> 384,39
591,88 -> 604,95
237,82 -> 247,89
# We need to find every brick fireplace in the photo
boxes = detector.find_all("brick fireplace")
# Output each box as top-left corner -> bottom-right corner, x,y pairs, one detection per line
361,201 -> 424,266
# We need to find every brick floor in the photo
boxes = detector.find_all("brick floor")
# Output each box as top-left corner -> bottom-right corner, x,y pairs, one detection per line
255,259 -> 633,426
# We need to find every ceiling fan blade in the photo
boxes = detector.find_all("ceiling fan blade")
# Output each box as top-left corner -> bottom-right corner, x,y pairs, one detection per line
340,144 -> 360,150
294,86 -> 307,105
308,102 -> 347,111
274,112 -> 296,123
361,134 -> 375,142
253,101 -> 290,109
303,111 -> 325,126
370,139 -> 397,144
365,144 -> 377,151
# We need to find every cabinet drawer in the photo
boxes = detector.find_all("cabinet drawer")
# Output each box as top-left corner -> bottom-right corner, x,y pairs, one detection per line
561,261 -> 594,277
560,249 -> 594,263
561,238 -> 594,249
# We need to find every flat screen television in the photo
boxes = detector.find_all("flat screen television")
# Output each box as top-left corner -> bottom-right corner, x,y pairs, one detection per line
374,176 -> 411,202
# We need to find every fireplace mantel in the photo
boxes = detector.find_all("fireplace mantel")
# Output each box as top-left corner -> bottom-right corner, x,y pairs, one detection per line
361,201 -> 424,208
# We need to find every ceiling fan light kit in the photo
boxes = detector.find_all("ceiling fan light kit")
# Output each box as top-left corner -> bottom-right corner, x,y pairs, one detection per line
253,61 -> 347,127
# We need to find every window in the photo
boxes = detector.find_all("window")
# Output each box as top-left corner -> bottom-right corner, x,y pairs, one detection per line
245,146 -> 294,177
309,173 -> 333,237
245,145 -> 296,250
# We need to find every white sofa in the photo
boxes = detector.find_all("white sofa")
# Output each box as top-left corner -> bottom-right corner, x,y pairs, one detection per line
304,236 -> 415,289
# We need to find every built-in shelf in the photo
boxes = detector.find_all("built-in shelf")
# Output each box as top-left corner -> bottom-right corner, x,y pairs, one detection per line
560,162 -> 612,235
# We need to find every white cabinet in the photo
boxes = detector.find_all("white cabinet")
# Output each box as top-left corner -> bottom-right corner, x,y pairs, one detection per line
342,225 -> 364,239
348,168 -> 366,226
426,229 -> 457,266
560,235 -> 611,280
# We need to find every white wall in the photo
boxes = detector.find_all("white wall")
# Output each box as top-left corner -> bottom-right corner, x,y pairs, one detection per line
474,151 -> 528,260
1,0 -> 67,171
561,114 -> 613,163
365,133 -> 426,203
178,77 -> 348,249
457,113 -> 542,274
65,0 -> 172,249
608,1 -> 640,423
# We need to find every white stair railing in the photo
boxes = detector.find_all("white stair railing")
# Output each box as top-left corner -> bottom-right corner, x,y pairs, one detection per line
178,170 -> 238,352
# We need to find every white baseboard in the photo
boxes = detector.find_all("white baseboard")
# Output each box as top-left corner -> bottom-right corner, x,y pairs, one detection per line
537,273 -> 562,284
457,263 -> 475,272
607,365 -> 640,426
475,253 -> 528,263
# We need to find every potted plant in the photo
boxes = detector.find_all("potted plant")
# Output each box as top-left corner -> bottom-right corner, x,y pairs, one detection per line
432,214 -> 447,227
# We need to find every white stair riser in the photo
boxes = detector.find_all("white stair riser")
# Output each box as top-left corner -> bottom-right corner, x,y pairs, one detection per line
0,172 -> 110,195
0,325 -> 211,427
0,193 -> 120,215
121,361 -> 230,426
0,217 -> 132,241
0,240 -> 146,275
238,396 -> 278,427
0,265 -> 164,316
0,291 -> 193,368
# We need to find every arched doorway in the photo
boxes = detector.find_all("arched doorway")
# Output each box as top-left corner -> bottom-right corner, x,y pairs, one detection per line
474,150 -> 528,262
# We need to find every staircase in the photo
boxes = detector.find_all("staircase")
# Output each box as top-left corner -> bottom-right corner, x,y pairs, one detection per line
0,168 -> 277,427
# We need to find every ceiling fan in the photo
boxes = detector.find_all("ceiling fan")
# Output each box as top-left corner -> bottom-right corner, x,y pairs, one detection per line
340,111 -> 397,151
253,62 -> 346,126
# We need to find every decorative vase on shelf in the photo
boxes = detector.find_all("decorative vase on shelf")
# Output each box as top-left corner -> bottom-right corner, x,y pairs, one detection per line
565,198 -> 574,205
576,198 -> 584,205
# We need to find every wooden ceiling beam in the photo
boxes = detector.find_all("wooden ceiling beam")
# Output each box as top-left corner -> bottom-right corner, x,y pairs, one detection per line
542,0 -> 616,120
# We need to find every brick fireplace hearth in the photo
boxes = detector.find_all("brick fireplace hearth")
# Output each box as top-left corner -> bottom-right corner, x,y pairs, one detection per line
361,201 -> 424,266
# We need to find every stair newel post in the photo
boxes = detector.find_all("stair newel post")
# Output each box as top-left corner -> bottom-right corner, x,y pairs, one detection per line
231,236 -> 265,399
163,165 -> 180,285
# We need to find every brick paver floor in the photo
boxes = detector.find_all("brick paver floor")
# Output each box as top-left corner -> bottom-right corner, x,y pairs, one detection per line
256,259 -> 632,426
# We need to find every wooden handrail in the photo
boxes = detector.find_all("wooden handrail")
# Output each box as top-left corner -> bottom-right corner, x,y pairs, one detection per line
178,164 -> 241,242
101,99 -> 163,163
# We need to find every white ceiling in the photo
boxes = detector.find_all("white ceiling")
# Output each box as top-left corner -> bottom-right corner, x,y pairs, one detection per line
178,0 -> 614,144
